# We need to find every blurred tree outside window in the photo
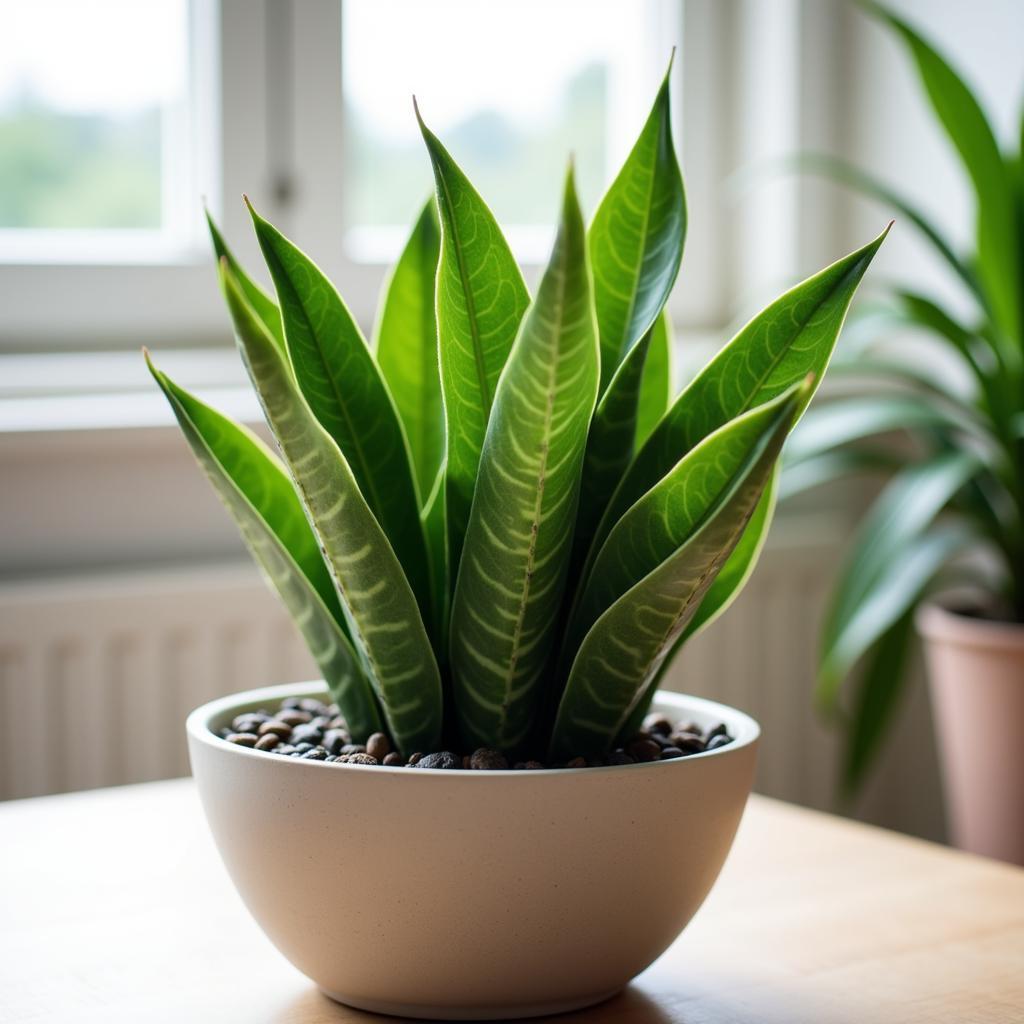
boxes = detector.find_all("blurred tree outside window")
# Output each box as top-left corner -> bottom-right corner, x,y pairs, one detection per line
0,0 -> 188,233
341,0 -> 656,255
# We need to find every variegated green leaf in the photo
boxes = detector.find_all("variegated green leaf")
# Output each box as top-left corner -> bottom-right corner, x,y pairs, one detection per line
374,198 -> 444,502
246,199 -> 433,630
205,210 -> 285,353
585,227 -> 890,572
420,465 -> 449,663
635,310 -> 673,448
619,466 -> 781,739
818,451 -> 980,711
219,261 -> 443,755
416,102 -> 531,574
573,329 -> 653,562
563,384 -> 804,666
589,60 -> 686,393
868,2 -> 1021,345
145,354 -> 383,740
549,384 -> 801,760
449,167 -> 599,751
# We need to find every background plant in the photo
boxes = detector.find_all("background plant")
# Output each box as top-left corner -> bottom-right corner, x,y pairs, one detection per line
149,64 -> 885,759
781,2 -> 1024,795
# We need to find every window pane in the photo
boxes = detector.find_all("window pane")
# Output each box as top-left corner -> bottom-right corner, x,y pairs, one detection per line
342,0 -> 658,252
0,0 -> 189,232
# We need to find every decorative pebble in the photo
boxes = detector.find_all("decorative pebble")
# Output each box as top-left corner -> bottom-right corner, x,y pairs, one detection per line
416,751 -> 461,770
258,720 -> 292,738
470,748 -> 509,770
231,713 -> 269,734
339,752 -> 378,766
322,729 -> 348,755
277,709 -> 312,727
642,713 -> 673,736
217,697 -> 734,771
290,723 -> 323,746
672,734 -> 705,754
627,738 -> 662,763
366,732 -> 391,761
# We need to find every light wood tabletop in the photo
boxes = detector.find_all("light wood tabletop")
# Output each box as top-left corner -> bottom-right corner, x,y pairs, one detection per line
2,779 -> 1023,1023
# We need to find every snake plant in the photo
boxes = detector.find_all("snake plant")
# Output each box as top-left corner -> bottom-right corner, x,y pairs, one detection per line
781,3 -> 1024,795
148,66 -> 885,759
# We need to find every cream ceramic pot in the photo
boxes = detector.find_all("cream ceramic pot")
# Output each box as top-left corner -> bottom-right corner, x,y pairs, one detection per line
187,682 -> 759,1020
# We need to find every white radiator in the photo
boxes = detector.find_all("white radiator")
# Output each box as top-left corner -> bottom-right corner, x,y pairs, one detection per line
0,540 -> 945,840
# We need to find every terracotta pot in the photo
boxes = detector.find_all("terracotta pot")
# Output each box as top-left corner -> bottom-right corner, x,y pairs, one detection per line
187,682 -> 759,1020
918,603 -> 1024,865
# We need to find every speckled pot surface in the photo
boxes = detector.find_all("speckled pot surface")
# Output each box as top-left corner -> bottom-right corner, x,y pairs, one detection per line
187,682 -> 759,1020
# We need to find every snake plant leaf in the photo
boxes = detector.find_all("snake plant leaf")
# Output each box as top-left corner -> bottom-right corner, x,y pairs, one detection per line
635,310 -> 673,448
421,465 -> 450,662
374,198 -> 444,502
585,227 -> 890,570
219,261 -> 443,755
415,102 -> 531,573
564,383 -> 805,664
205,210 -> 285,353
589,60 -> 686,393
679,464 -> 780,642
620,465 -> 781,738
449,167 -> 599,752
573,328 -> 656,562
818,453 -> 980,712
550,381 -> 801,760
145,354 -> 383,740
246,199 -> 433,629
820,522 -> 973,717
866,2 -> 1021,344
841,610 -> 916,798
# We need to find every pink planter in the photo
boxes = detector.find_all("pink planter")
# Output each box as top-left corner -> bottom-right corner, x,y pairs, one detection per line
918,603 -> 1024,865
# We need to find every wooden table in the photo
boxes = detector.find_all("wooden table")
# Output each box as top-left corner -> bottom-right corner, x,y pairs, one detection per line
3,780 -> 1023,1023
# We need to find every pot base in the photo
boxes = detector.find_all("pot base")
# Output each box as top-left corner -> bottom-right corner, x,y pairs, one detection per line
320,985 -> 623,1020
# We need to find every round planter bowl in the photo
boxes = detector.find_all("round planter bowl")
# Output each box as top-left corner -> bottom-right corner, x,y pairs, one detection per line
187,683 -> 759,1020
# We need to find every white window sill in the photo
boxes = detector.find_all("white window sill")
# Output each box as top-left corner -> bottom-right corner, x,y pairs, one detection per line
0,349 -> 261,436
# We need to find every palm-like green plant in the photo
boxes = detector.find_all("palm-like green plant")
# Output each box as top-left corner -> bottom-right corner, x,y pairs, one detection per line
149,68 -> 885,760
783,3 -> 1024,794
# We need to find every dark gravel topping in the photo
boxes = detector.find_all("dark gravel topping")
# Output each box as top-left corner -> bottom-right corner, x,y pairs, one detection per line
215,696 -> 734,770
416,751 -> 462,770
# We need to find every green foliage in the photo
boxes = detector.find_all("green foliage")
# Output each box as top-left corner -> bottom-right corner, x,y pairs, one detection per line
149,63 -> 882,758
783,3 -> 1024,793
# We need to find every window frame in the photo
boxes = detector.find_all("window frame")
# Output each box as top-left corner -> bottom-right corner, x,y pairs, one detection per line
0,0 -> 813,354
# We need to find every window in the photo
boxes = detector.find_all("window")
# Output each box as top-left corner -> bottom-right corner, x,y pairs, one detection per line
0,0 -> 214,263
341,0 -> 670,263
1,0 -> 747,353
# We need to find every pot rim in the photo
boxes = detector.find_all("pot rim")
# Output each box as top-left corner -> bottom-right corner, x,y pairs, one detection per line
916,600 -> 1024,654
187,681 -> 760,778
